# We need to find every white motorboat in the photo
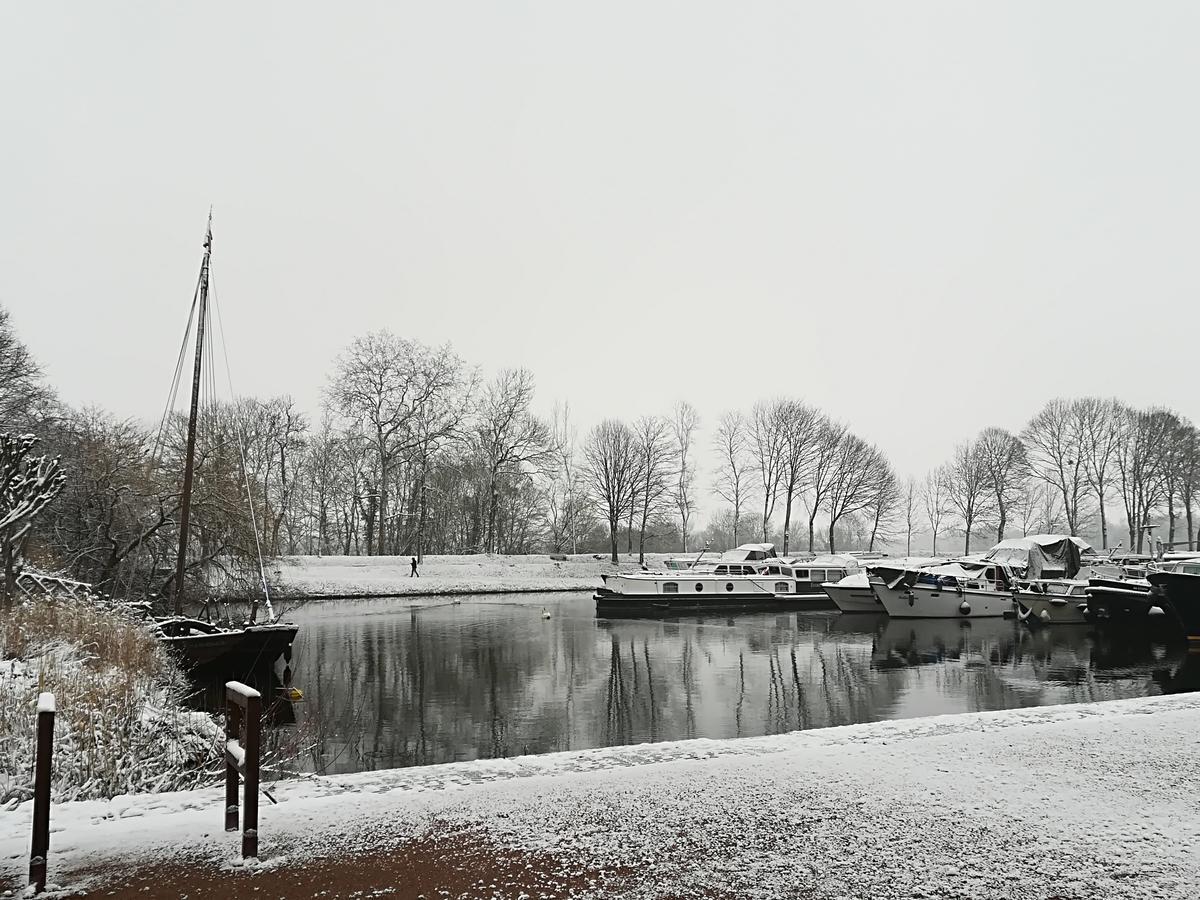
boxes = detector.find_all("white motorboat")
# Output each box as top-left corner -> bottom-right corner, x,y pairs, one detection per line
868,559 -> 1018,619
595,544 -> 856,615
822,571 -> 879,613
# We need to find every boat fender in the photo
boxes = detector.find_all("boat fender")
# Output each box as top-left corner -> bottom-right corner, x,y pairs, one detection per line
1039,609 -> 1051,622
958,600 -> 971,616
907,592 -> 915,607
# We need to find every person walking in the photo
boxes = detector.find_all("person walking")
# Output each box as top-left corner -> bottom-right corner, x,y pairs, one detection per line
410,556 -> 420,577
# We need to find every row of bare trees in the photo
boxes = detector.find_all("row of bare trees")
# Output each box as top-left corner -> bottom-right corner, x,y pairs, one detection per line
709,400 -> 897,554
916,398 -> 1200,555
6,299 -> 1200,598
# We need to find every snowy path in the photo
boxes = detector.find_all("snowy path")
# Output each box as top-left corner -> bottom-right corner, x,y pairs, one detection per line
3,693 -> 1199,897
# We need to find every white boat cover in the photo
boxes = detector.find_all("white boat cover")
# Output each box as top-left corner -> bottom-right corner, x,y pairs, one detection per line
983,534 -> 1090,579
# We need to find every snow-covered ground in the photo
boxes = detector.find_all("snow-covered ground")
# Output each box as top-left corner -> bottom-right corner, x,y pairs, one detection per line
3,693 -> 1198,897
273,553 -> 671,599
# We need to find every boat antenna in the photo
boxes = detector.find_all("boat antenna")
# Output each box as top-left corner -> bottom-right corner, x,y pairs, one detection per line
169,211 -> 213,616
691,541 -> 710,569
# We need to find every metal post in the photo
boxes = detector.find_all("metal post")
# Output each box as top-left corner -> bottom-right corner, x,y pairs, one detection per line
224,681 -> 262,858
242,691 -> 261,859
29,692 -> 54,894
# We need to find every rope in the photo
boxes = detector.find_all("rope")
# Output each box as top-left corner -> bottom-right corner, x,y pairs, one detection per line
210,268 -> 275,624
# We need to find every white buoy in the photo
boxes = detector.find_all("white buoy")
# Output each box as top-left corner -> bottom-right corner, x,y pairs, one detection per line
541,607 -> 551,619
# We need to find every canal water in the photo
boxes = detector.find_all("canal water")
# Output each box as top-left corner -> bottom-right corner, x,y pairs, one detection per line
265,592 -> 1198,775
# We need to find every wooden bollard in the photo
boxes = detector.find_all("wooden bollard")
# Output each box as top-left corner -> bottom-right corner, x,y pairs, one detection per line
224,681 -> 262,858
29,692 -> 55,894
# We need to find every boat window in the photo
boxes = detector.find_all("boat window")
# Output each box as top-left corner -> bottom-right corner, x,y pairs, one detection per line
695,582 -> 704,592
984,568 -> 995,581
794,569 -> 809,579
781,567 -> 793,577
715,565 -> 728,575
774,581 -> 788,593
1184,565 -> 1200,575
725,582 -> 734,592
662,582 -> 678,594
809,569 -> 825,583
767,565 -> 780,575
828,569 -> 843,580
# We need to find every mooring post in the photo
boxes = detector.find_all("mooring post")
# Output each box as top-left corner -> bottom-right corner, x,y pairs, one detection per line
29,692 -> 55,894
224,681 -> 263,858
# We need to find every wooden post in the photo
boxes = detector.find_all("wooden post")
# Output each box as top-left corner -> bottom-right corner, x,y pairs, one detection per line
224,682 -> 262,858
29,692 -> 54,894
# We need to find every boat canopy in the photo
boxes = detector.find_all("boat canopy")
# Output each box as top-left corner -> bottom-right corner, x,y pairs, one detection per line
982,534 -> 1089,579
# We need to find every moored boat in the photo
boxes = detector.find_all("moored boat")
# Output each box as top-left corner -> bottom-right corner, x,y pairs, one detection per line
594,543 -> 847,615
823,571 -> 879,613
1014,582 -> 1090,626
1147,562 -> 1200,643
868,559 -> 1018,619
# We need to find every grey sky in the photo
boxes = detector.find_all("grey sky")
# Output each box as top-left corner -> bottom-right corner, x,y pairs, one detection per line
2,2 -> 1198,506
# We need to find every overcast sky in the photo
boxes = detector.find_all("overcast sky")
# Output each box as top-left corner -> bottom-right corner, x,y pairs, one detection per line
2,2 -> 1198,504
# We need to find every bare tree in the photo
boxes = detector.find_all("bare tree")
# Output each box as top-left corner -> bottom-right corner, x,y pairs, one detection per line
1076,397 -> 1123,550
903,476 -> 918,556
922,466 -> 952,555
1114,406 -> 1172,552
669,401 -> 700,552
749,401 -> 788,543
0,307 -> 55,431
1022,399 -> 1090,536
825,436 -> 890,553
1176,424 -> 1200,551
941,440 -> 996,554
630,415 -> 677,564
583,419 -> 640,563
475,369 -> 552,554
976,426 -> 1026,541
864,463 -> 902,552
805,419 -> 847,552
1,434 -> 66,605
777,400 -> 821,554
712,412 -> 755,547
329,332 -> 467,555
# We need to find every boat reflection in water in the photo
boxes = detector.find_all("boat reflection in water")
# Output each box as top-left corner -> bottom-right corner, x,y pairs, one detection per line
265,593 -> 1195,776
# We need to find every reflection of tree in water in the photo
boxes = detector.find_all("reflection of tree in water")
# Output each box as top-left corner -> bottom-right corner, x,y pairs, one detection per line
281,601 -> 1186,775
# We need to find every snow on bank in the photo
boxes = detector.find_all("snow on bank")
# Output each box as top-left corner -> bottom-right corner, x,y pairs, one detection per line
273,553 -> 669,599
4,694 -> 1199,897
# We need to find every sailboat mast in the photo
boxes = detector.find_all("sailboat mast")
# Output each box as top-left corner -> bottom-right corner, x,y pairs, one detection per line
172,215 -> 213,616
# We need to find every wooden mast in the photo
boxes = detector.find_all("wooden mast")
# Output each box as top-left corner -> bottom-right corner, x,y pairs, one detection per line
171,213 -> 213,616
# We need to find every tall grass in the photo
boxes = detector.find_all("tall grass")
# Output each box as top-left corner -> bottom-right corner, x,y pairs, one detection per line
0,595 -> 222,806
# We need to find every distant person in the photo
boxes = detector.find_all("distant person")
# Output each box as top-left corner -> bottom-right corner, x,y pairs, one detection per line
410,557 -> 419,577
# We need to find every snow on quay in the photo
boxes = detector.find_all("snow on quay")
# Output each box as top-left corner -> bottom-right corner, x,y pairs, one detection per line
3,694 -> 1199,898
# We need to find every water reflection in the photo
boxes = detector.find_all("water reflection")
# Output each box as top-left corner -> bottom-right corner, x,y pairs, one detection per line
277,594 -> 1192,775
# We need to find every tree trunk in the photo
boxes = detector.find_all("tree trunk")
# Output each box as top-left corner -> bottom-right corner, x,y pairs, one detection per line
828,521 -> 836,554
996,499 -> 1006,542
782,496 -> 793,555
1168,495 -> 1177,548
963,518 -> 972,555
807,515 -> 816,553
609,519 -> 619,563
1187,506 -> 1195,552
1099,503 -> 1108,551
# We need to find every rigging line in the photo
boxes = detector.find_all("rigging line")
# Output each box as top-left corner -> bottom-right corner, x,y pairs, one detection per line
210,268 -> 275,624
120,263 -> 204,602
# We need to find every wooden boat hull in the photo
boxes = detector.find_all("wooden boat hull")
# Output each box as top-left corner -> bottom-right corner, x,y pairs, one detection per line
156,620 -> 299,672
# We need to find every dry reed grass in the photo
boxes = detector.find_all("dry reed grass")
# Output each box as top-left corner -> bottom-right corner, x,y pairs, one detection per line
0,595 -> 223,806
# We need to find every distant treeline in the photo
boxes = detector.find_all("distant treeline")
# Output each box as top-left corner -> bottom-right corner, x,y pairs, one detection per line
2,307 -> 1195,600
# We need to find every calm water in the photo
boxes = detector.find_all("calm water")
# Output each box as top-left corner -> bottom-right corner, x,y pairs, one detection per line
267,592 -> 1198,775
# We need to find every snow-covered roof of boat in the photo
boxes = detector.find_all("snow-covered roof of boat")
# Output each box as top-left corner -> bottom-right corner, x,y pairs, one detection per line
806,554 -> 862,568
721,543 -> 778,560
831,571 -> 870,587
982,534 -> 1086,579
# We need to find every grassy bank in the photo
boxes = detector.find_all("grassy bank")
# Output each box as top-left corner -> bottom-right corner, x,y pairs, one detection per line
272,552 -> 676,600
0,596 -> 221,806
